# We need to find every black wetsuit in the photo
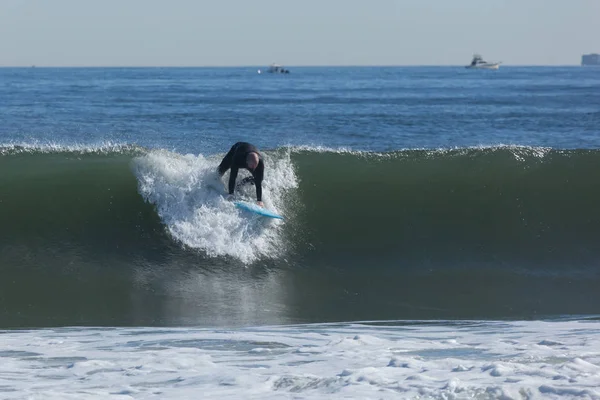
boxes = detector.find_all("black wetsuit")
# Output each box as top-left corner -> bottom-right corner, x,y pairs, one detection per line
217,142 -> 264,201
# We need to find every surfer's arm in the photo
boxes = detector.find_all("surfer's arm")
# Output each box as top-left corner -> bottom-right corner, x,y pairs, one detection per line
256,183 -> 262,203
217,144 -> 237,176
254,161 -> 264,202
228,167 -> 239,195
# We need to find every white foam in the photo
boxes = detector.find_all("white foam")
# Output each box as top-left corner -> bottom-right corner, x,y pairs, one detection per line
0,140 -> 141,155
0,140 -> 557,162
283,143 -> 555,161
132,149 -> 297,263
1,320 -> 600,399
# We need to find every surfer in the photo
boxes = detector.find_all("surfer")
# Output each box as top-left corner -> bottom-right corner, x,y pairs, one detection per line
217,142 -> 264,207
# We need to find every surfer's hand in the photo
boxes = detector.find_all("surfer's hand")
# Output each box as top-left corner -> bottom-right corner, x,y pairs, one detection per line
257,201 -> 264,207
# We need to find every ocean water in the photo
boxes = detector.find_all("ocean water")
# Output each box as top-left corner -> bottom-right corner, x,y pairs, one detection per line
1,66 -> 600,398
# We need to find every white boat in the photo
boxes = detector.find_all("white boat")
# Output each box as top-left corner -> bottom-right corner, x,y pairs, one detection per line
465,54 -> 500,70
257,63 -> 290,74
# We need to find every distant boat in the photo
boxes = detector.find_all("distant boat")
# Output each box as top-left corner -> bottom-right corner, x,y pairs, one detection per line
257,63 -> 290,74
465,54 -> 500,70
581,53 -> 600,66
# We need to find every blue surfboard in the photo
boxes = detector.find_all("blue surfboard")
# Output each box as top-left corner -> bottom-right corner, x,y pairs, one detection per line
234,201 -> 284,220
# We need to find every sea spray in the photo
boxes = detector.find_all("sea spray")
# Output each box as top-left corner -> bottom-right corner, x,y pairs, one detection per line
132,149 -> 298,263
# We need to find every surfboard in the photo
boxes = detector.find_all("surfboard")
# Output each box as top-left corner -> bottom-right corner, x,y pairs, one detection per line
234,201 -> 284,220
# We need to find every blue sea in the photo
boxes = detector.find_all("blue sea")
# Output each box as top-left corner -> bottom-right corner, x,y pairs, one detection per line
1,66 -> 600,399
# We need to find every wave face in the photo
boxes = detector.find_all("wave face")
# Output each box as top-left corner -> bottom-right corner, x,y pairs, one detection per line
3,145 -> 600,326
2,145 -> 600,269
291,146 -> 600,271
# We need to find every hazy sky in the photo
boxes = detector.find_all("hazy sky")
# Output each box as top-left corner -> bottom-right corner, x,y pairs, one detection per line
1,0 -> 599,66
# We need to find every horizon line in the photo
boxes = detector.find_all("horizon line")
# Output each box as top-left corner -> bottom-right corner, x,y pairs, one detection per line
0,63 -> 584,68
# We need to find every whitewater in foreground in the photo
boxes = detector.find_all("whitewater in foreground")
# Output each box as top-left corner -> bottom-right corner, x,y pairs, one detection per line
1,320 -> 600,399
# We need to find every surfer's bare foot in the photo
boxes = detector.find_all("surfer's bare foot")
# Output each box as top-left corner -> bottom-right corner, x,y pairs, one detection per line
257,201 -> 264,207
